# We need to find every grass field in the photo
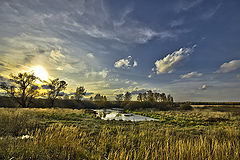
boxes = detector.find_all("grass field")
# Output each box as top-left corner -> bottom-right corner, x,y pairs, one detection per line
0,107 -> 240,160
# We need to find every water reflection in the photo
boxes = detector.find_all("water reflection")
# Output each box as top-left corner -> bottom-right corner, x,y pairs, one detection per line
93,108 -> 158,121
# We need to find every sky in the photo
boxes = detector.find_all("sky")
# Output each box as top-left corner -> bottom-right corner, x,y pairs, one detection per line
0,0 -> 240,101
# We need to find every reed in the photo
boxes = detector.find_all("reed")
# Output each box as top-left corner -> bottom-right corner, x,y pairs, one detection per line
0,107 -> 239,160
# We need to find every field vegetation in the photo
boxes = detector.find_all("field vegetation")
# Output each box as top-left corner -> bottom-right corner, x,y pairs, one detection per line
0,107 -> 240,160
1,72 -> 240,159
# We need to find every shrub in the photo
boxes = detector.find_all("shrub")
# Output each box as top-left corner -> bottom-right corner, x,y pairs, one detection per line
179,103 -> 193,110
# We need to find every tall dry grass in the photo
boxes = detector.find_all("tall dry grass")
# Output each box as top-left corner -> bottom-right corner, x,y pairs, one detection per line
0,108 -> 239,159
1,124 -> 239,160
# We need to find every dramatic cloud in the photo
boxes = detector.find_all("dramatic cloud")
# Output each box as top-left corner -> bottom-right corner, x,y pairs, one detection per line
114,56 -> 137,69
180,72 -> 203,79
170,19 -> 184,27
87,53 -> 95,58
131,89 -> 148,95
99,69 -> 109,78
85,69 -> 108,79
132,81 -> 138,85
125,80 -> 130,84
216,60 -> 240,73
199,84 -> 207,90
114,59 -> 130,68
0,74 -> 11,83
176,0 -> 203,12
201,3 -> 222,19
0,0 -> 239,101
50,50 -> 65,63
133,60 -> 138,67
125,80 -> 137,85
154,45 -> 196,74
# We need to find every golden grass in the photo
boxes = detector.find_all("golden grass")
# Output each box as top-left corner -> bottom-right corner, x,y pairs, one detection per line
0,108 -> 240,160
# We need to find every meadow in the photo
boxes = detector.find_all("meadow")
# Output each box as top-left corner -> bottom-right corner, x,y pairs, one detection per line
0,107 -> 240,160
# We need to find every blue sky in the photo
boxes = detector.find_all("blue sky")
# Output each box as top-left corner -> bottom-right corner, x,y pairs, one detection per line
0,0 -> 240,101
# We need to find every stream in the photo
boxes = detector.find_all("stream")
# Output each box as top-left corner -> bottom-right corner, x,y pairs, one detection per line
93,108 -> 158,121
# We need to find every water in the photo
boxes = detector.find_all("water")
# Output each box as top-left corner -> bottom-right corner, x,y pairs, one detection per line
93,108 -> 158,121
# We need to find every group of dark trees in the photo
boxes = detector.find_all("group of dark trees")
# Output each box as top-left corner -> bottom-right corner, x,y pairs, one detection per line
0,72 -> 86,108
47,78 -> 68,108
0,72 -> 40,108
90,94 -> 107,102
0,71 -> 176,110
115,91 -> 132,103
115,90 -> 173,103
113,90 -> 176,110
136,91 -> 173,103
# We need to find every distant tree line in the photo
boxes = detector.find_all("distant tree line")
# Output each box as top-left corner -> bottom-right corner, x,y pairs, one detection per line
115,91 -> 132,103
0,71 -> 177,110
115,90 -> 173,103
137,91 -> 173,103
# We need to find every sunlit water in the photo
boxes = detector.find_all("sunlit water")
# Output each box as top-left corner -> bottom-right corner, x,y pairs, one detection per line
93,109 -> 158,121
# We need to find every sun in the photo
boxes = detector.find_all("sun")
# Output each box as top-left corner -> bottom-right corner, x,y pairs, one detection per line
32,66 -> 49,81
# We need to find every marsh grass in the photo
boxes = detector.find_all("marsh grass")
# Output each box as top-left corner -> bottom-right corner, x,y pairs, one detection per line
0,108 -> 240,159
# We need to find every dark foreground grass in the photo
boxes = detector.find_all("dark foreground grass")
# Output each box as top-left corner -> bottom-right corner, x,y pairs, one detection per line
0,108 -> 240,160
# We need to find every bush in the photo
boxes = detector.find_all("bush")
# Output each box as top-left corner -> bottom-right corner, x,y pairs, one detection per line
179,103 -> 193,110
123,101 -> 178,111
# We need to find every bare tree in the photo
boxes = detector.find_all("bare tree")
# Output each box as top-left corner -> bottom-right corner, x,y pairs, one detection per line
124,92 -> 132,102
94,94 -> 102,101
147,90 -> 154,102
75,86 -> 86,102
63,94 -> 69,100
153,92 -> 161,102
115,94 -> 124,102
0,72 -> 39,108
167,94 -> 174,102
89,96 -> 93,102
160,93 -> 167,102
137,93 -> 143,102
103,96 -> 107,102
143,92 -> 147,101
47,78 -> 67,108
94,94 -> 107,102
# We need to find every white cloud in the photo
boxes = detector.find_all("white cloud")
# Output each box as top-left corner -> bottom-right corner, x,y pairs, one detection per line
98,69 -> 108,78
125,80 -> 130,84
114,56 -> 137,69
114,58 -> 130,68
124,80 -> 138,85
56,67 -> 63,71
54,1 -> 172,44
133,60 -> 138,67
133,28 -> 160,44
131,88 -> 148,95
170,19 -> 184,27
132,81 -> 138,85
50,50 -> 65,63
180,72 -> 203,79
199,84 -> 207,90
85,69 -> 108,79
201,3 -> 222,19
216,60 -> 240,73
176,0 -> 203,12
87,53 -> 95,58
154,45 -> 196,74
